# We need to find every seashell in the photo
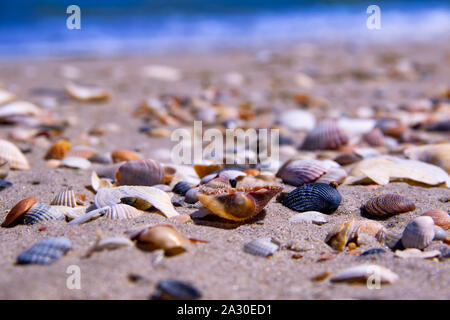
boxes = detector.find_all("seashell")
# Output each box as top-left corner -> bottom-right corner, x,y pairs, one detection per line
152,279 -> 201,300
404,144 -> 450,173
276,160 -> 328,186
0,179 -> 13,191
172,181 -> 191,196
60,156 -> 91,170
94,186 -> 179,218
330,264 -> 399,284
395,248 -> 441,259
67,145 -> 97,159
362,127 -> 385,147
163,165 -> 177,184
217,169 -> 246,184
111,149 -> 139,163
361,194 -> 415,218
316,167 -> 347,185
23,204 -> 67,225
131,224 -> 191,255
0,101 -> 42,119
184,187 -> 200,204
334,152 -> 363,166
116,159 -> 164,186
50,188 -> 83,207
141,65 -> 182,81
64,82 -> 110,101
359,248 -> 387,257
0,158 -> 9,179
344,156 -> 393,184
300,119 -> 349,151
96,162 -> 124,179
278,110 -> 316,131
425,120 -> 450,132
337,118 -> 376,137
102,204 -> 144,220
289,211 -> 328,225
2,197 -> 37,227
421,209 -> 449,230
88,152 -> 111,164
197,185 -> 282,221
91,171 -> 114,192
401,216 -> 435,249
45,139 -> 71,160
282,182 -> 341,214
0,139 -> 30,170
17,237 -> 72,265
243,238 -> 279,257
433,226 -> 447,241
0,88 -> 16,104
85,235 -> 133,258
193,163 -> 223,178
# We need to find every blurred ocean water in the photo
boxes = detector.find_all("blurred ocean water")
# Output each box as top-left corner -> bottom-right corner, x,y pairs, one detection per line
0,0 -> 449,58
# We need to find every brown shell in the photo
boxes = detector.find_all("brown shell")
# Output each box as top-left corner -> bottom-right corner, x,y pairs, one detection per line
363,127 -> 385,147
163,165 -> 177,185
276,160 -> 327,186
421,209 -> 449,230
45,139 -> 71,160
132,224 -> 191,255
361,194 -> 415,218
300,119 -> 349,151
2,197 -> 37,227
197,185 -> 282,221
116,159 -> 164,186
334,152 -> 363,166
193,163 -> 223,178
111,149 -> 140,163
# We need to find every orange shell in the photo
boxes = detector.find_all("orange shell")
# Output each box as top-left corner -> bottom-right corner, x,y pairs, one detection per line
421,209 -> 449,230
193,164 -> 223,178
2,197 -> 37,227
111,150 -> 140,163
45,139 -> 71,160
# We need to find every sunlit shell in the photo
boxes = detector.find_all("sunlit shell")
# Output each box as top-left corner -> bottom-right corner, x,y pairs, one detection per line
276,160 -> 328,186
316,167 -> 347,185
281,182 -> 341,214
111,149 -> 140,163
243,238 -> 279,257
0,158 -> 9,179
64,82 -> 110,101
404,144 -> 450,173
131,224 -> 191,255
84,235 -> 133,258
401,216 -> 435,249
0,139 -> 30,170
50,188 -> 83,207
197,185 -> 282,221
17,237 -> 72,265
0,101 -> 42,119
300,119 -> 349,151
0,88 -> 16,104
116,159 -> 164,186
153,279 -> 202,300
102,204 -> 144,220
45,139 -> 71,160
94,186 -> 179,218
91,171 -> 114,192
193,163 -> 223,178
60,156 -> 91,170
1,197 -> 37,227
22,204 -> 67,225
330,265 -> 398,284
421,209 -> 449,230
361,194 -> 415,218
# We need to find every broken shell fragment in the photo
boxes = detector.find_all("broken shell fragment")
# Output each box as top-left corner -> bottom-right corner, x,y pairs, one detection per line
289,211 -> 328,225
401,216 -> 435,250
330,264 -> 398,284
0,139 -> 30,170
85,233 -> 133,258
243,238 -> 279,257
2,197 -> 37,227
361,194 -> 415,218
17,237 -> 72,265
91,171 -> 114,192
404,144 -> 450,173
131,224 -> 191,255
116,159 -> 164,186
50,188 -> 84,207
64,82 -> 110,101
395,248 -> 441,259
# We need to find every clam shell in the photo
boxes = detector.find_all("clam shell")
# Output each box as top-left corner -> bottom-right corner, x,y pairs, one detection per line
103,204 -> 144,220
0,158 -> 9,179
433,226 -> 447,241
172,181 -> 191,196
334,152 -> 363,166
401,216 -> 435,249
361,194 -> 415,218
17,237 -> 72,265
45,139 -> 71,160
404,144 -> 450,173
243,238 -> 279,257
0,139 -> 30,170
1,197 -> 37,227
184,187 -> 200,204
281,182 -> 341,214
94,186 -> 179,218
300,119 -> 349,151
276,160 -> 328,186
330,265 -> 399,284
111,149 -> 139,163
132,224 -> 191,255
64,82 -> 110,101
116,159 -> 164,186
289,211 -> 328,225
60,156 -> 91,170
421,209 -> 449,230
67,145 -> 97,159
153,279 -> 201,300
23,204 -> 67,225
50,188 -> 82,207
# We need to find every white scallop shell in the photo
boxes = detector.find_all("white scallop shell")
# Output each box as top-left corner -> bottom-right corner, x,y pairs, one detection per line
0,139 -> 30,170
330,264 -> 398,284
102,204 -> 144,220
50,188 -> 80,207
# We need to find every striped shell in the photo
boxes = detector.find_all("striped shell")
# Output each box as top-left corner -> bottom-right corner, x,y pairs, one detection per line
330,264 -> 399,284
116,159 -> 164,186
102,204 -> 144,220
50,188 -> 81,207
421,209 -> 449,230
361,194 -> 415,218
282,182 -> 341,214
276,160 -> 328,186
243,238 -> 279,257
23,204 -> 67,225
401,216 -> 435,249
153,279 -> 202,300
363,127 -> 385,147
111,149 -> 140,163
300,119 -> 349,151
0,139 -> 30,170
1,197 -> 37,227
172,181 -> 191,196
17,237 -> 72,265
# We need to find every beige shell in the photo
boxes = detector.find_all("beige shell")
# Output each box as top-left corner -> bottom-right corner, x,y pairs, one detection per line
0,89 -> 16,105
131,224 -> 191,255
401,216 -> 435,249
91,171 -> 114,192
395,248 -> 441,259
64,82 -> 110,101
0,101 -> 42,118
421,209 -> 449,230
404,144 -> 450,173
60,156 -> 91,170
102,204 -> 144,220
316,167 -> 347,185
330,264 -> 399,284
85,234 -> 133,258
0,139 -> 30,170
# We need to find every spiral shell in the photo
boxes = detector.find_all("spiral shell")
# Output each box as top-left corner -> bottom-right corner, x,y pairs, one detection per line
300,119 -> 349,151
102,204 -> 144,220
50,188 -> 83,207
276,160 -> 328,186
2,197 -> 37,227
131,224 -> 191,255
116,159 -> 164,186
421,209 -> 449,230
361,194 -> 415,218
22,204 -> 67,225
45,139 -> 71,160
0,139 -> 30,170
281,182 -> 341,214
401,216 -> 435,249
17,237 -> 72,265
111,149 -> 140,163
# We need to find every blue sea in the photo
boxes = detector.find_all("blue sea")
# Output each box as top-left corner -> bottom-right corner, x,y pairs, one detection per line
0,0 -> 449,58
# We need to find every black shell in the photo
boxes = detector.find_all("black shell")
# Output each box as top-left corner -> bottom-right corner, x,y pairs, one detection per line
0,180 -> 13,191
172,181 -> 191,196
153,279 -> 202,300
281,182 -> 341,214
17,237 -> 72,265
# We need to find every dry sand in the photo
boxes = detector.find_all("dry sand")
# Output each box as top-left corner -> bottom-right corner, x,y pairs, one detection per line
0,42 -> 449,299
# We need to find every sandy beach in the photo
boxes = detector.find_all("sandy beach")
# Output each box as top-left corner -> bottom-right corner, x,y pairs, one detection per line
0,41 -> 449,299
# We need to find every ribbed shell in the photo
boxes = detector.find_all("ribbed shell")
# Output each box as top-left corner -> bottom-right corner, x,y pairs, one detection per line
23,204 -> 66,225
276,160 -> 328,186
50,188 -> 79,207
17,237 -> 72,265
103,204 -> 143,220
421,209 -> 449,230
172,181 -> 191,196
361,194 -> 415,218
401,216 -> 435,249
363,127 -> 385,147
0,139 -> 30,170
282,183 -> 341,214
116,159 -> 164,186
243,238 -> 279,257
154,279 -> 202,300
300,119 -> 349,150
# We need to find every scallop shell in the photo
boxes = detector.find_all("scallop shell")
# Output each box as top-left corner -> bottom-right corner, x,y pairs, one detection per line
0,139 -> 30,170
50,188 -> 82,207
131,224 -> 191,255
421,209 -> 449,230
244,238 -> 279,257
363,127 -> 385,147
281,182 -> 341,214
300,119 -> 349,151
60,156 -> 91,170
45,139 -> 71,160
17,237 -> 72,265
153,279 -> 202,300
1,197 -> 37,227
276,160 -> 328,186
94,186 -> 179,218
172,181 -> 191,196
197,185 -> 282,221
22,204 -> 67,225
330,264 -> 399,284
102,204 -> 144,220
64,82 -> 110,101
116,159 -> 164,186
361,194 -> 415,218
111,149 -> 140,163
0,158 -> 9,179
404,144 -> 450,173
401,216 -> 435,249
